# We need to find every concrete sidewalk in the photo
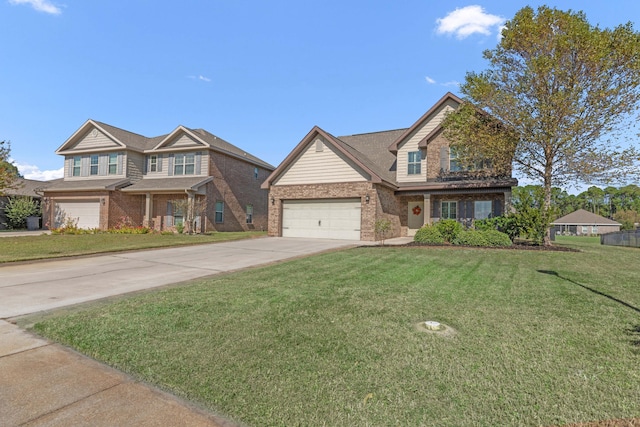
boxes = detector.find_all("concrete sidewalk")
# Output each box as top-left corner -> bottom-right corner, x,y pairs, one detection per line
0,320 -> 231,426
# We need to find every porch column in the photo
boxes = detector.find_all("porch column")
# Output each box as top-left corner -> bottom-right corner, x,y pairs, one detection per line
504,190 -> 512,214
186,191 -> 195,233
144,193 -> 153,227
423,194 -> 431,225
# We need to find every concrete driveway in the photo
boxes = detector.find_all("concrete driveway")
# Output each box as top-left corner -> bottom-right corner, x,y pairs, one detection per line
0,237 -> 359,319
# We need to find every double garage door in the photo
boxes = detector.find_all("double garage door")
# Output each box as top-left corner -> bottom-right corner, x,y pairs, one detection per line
54,200 -> 100,229
282,199 -> 361,240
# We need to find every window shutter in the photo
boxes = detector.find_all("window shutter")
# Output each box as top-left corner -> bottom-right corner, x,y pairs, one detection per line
195,151 -> 202,175
117,153 -> 123,175
157,154 -> 163,172
81,156 -> 89,176
433,200 -> 440,218
440,147 -> 449,172
168,154 -> 174,176
98,154 -> 107,176
493,199 -> 503,217
143,156 -> 148,174
65,157 -> 70,177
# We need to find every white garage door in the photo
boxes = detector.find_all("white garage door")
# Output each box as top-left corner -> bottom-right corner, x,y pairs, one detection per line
55,201 -> 100,229
282,199 -> 361,240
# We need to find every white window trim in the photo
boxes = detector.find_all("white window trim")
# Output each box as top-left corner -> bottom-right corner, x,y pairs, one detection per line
441,200 -> 458,220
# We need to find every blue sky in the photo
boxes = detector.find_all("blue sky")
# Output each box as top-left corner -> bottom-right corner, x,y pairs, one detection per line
2,1 -> 639,192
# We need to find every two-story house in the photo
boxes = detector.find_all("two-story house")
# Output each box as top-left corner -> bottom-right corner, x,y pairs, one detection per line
261,92 -> 517,240
43,120 -> 274,232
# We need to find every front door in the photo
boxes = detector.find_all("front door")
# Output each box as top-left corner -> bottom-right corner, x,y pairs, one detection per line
407,201 -> 424,236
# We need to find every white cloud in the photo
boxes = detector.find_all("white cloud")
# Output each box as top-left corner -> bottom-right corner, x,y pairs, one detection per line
188,75 -> 212,82
436,5 -> 504,39
424,76 -> 460,88
12,160 -> 63,181
8,0 -> 61,15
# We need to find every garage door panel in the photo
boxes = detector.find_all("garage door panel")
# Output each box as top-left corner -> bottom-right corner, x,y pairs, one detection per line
55,201 -> 100,229
282,199 -> 361,240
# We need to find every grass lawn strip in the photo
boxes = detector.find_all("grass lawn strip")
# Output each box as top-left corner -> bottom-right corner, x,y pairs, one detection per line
0,231 -> 266,263
32,237 -> 640,426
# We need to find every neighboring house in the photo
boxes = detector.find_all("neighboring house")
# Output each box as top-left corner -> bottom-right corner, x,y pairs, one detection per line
0,178 -> 51,230
551,209 -> 621,236
43,120 -> 274,232
262,92 -> 517,241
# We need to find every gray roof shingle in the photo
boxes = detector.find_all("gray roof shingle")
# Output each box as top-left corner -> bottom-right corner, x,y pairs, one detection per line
552,209 -> 621,225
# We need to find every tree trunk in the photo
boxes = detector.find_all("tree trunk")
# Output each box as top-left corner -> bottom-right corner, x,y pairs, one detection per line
543,168 -> 553,246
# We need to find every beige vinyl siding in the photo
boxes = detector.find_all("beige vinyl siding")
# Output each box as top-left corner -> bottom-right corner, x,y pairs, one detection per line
164,134 -> 202,148
275,138 -> 368,185
396,100 -> 457,183
144,151 -> 209,178
64,153 -> 126,180
127,152 -> 145,181
73,128 -> 122,150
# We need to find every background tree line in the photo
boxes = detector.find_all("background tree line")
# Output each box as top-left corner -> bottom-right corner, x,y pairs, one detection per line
513,184 -> 640,230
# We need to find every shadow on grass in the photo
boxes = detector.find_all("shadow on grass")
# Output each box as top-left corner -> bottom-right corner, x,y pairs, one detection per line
627,324 -> 640,349
538,270 -> 640,353
537,270 -> 640,314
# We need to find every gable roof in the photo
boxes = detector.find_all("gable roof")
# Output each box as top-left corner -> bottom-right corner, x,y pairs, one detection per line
337,129 -> 406,184
184,128 -> 274,170
388,92 -> 462,154
56,119 -> 131,153
56,120 -> 274,170
552,209 -> 621,226
261,126 -> 398,190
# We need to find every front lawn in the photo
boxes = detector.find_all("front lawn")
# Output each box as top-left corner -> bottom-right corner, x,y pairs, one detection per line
0,231 -> 266,263
31,237 -> 640,426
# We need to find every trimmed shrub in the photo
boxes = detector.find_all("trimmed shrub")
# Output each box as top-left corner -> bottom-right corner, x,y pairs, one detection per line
414,224 -> 445,244
3,196 -> 40,229
435,219 -> 463,242
453,229 -> 488,246
482,229 -> 512,247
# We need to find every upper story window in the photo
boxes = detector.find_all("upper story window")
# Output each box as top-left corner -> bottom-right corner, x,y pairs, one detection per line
149,155 -> 158,172
254,167 -> 259,180
90,155 -> 99,175
408,151 -> 421,175
174,153 -> 195,175
449,147 -> 463,172
72,156 -> 81,176
108,153 -> 118,174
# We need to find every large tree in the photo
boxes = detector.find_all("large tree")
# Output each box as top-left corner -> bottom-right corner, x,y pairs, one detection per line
0,140 -> 20,196
443,6 -> 640,244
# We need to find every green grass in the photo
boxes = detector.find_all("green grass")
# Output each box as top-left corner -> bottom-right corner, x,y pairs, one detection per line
0,231 -> 266,263
31,237 -> 640,426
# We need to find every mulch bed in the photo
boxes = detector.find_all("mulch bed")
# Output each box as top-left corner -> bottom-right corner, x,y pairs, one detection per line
384,242 -> 580,252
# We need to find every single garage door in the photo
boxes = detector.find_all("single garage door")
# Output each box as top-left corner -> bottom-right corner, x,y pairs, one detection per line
282,199 -> 361,240
54,200 -> 100,229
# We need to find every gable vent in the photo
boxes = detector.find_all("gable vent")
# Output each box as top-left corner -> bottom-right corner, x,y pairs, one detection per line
316,139 -> 324,152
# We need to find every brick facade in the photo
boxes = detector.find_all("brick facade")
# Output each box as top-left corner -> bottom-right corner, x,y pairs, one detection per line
267,182 -> 404,241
